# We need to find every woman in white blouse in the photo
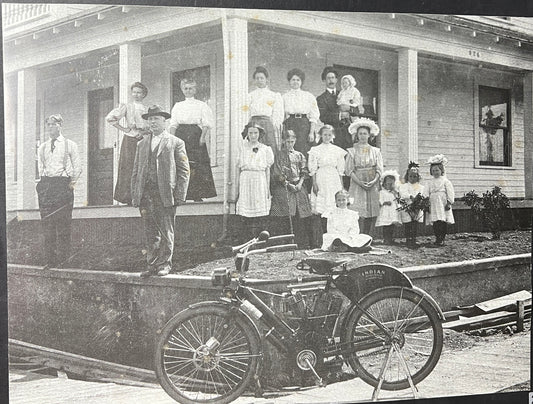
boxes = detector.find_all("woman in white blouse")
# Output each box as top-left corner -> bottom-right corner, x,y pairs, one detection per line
106,82 -> 150,204
282,68 -> 320,157
247,66 -> 284,150
169,78 -> 216,201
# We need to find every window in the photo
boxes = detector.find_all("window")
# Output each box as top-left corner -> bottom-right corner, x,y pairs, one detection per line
333,64 -> 379,146
333,64 -> 379,122
172,65 -> 211,105
478,85 -> 511,166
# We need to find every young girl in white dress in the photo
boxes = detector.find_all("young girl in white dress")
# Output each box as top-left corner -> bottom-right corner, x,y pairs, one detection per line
398,162 -> 425,248
321,190 -> 372,252
235,122 -> 275,238
375,170 -> 401,245
424,154 -> 455,246
308,125 -> 347,215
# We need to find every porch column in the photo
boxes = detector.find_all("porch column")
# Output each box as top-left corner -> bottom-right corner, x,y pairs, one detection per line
17,69 -> 37,209
397,48 -> 418,173
119,43 -> 142,105
225,16 -> 248,202
115,43 -> 142,203
524,72 -> 533,199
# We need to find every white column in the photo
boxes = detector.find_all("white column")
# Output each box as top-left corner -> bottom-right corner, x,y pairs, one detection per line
119,43 -> 142,105
115,43 -> 142,203
397,48 -> 418,174
524,72 -> 533,199
17,69 -> 37,209
225,16 -> 248,202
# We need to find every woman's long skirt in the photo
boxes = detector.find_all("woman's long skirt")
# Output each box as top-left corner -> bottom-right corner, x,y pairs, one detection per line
175,124 -> 217,201
114,135 -> 141,204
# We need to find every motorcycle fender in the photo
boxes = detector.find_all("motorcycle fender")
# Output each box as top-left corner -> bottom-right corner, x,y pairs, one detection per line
333,264 -> 413,303
188,300 -> 264,342
411,286 -> 445,321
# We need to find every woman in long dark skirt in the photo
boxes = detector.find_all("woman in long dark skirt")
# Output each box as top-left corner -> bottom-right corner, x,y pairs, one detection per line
106,82 -> 150,204
169,78 -> 217,201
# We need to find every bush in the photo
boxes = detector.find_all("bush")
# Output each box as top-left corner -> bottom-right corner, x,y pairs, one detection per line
463,186 -> 510,240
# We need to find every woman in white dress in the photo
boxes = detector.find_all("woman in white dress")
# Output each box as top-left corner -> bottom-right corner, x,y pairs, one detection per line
345,118 -> 383,237
282,68 -> 320,157
235,122 -> 274,238
322,190 -> 372,252
106,82 -> 149,204
247,66 -> 284,150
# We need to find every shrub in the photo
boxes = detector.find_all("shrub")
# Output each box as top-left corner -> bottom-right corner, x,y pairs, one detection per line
463,186 -> 510,240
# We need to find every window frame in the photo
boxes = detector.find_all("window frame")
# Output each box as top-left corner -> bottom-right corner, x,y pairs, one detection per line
474,80 -> 515,170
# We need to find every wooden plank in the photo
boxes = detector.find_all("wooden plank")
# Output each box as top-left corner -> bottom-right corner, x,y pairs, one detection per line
443,309 -> 531,330
443,310 -> 516,329
8,339 -> 156,382
475,290 -> 532,313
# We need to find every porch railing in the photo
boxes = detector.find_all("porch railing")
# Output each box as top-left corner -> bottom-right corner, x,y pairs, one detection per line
2,3 -> 52,28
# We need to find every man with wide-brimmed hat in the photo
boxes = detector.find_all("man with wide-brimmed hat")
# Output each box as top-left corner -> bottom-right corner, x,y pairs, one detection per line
131,105 -> 190,276
37,114 -> 81,268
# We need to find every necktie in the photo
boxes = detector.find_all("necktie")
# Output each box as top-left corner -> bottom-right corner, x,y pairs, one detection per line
51,139 -> 56,153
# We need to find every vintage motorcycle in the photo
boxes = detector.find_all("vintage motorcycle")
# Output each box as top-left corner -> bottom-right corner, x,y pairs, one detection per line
154,232 -> 444,403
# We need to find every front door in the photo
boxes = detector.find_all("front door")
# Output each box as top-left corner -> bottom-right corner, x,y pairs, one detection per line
88,87 -> 114,206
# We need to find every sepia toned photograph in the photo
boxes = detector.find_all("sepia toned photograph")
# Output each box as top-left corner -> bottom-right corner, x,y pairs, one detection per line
2,1 -> 531,403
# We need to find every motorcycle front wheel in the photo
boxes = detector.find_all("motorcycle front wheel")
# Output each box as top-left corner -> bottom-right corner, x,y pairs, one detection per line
154,305 -> 262,404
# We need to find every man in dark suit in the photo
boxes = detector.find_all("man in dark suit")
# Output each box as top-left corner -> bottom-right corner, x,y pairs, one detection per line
131,105 -> 190,276
317,66 -> 350,150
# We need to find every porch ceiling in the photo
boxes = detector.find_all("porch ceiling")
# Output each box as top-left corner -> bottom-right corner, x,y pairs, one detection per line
239,9 -> 533,71
3,6 -> 223,74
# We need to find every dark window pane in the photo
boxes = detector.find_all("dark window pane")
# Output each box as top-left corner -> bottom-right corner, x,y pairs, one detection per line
478,85 -> 511,166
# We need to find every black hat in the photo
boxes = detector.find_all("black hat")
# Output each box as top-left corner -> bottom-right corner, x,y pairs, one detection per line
142,105 -> 171,120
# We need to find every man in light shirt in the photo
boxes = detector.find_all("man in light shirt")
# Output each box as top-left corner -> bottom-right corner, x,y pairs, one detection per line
36,114 -> 81,268
131,105 -> 190,276
168,79 -> 216,202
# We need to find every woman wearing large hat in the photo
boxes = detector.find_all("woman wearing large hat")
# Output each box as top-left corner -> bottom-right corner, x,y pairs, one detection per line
345,118 -> 383,236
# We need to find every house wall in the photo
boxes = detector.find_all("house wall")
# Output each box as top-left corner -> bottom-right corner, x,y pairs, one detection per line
4,23 -> 529,212
418,58 -> 525,198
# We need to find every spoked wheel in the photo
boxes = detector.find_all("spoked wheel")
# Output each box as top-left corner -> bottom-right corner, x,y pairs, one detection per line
154,305 -> 261,404
343,287 -> 443,391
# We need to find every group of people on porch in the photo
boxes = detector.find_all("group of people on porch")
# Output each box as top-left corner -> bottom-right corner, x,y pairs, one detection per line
36,65 -> 455,275
234,66 -> 456,252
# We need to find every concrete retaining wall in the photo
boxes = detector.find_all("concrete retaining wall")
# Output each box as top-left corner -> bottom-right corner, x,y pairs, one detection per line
7,253 -> 531,370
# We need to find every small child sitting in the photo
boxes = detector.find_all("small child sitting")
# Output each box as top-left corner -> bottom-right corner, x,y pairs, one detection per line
375,170 -> 401,245
337,75 -> 364,120
321,190 -> 372,252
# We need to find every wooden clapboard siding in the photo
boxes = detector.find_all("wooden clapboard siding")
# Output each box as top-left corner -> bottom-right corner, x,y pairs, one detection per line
418,58 -> 526,198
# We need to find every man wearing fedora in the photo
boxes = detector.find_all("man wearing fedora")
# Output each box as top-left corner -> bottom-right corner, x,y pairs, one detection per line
131,105 -> 190,276
37,114 -> 81,269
